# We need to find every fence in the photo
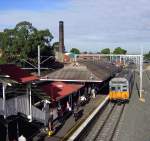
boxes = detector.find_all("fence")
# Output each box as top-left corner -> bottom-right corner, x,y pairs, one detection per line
0,95 -> 47,124
32,105 -> 46,124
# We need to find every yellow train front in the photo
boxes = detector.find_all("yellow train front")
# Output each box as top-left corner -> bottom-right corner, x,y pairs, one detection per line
109,77 -> 129,102
109,69 -> 133,103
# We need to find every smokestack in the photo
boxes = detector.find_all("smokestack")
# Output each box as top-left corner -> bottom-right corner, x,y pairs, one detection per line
59,21 -> 64,53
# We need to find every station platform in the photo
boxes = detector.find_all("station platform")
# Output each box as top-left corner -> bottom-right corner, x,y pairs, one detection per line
44,94 -> 106,141
117,71 -> 150,141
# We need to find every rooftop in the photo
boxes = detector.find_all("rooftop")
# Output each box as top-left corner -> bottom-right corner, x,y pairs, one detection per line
41,61 -> 117,82
0,64 -> 38,84
41,82 -> 83,101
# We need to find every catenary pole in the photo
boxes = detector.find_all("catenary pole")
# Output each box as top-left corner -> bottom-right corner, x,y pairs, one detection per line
38,45 -> 41,76
139,46 -> 144,100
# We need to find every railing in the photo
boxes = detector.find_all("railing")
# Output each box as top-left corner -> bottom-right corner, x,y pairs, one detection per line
0,95 -> 48,124
4,95 -> 29,117
5,97 -> 17,116
17,95 -> 29,116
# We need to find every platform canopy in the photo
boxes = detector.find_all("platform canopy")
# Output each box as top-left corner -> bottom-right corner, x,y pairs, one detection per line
41,61 -> 117,83
41,82 -> 83,101
79,60 -> 118,80
41,65 -> 103,82
0,64 -> 38,84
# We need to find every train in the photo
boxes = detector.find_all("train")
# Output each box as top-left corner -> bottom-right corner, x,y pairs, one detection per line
109,65 -> 134,103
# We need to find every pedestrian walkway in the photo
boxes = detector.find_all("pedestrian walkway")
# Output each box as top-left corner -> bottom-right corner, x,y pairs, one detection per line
45,94 -> 106,141
118,71 -> 150,141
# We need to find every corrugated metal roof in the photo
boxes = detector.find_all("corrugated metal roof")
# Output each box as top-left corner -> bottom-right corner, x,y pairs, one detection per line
41,65 -> 101,82
41,82 -> 83,101
79,60 -> 118,80
0,64 -> 38,84
41,61 -> 117,82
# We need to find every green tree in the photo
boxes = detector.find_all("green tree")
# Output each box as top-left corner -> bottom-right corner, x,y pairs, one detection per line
144,51 -> 150,60
52,42 -> 59,52
101,48 -> 110,54
0,21 -> 54,64
70,48 -> 80,54
113,47 -> 127,54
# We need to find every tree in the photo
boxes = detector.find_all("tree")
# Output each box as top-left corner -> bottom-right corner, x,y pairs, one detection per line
113,47 -> 127,54
0,21 -> 54,64
144,51 -> 150,60
101,48 -> 110,54
70,48 -> 80,54
52,42 -> 59,52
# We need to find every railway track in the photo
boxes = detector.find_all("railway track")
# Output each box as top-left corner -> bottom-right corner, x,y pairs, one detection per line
81,103 -> 125,141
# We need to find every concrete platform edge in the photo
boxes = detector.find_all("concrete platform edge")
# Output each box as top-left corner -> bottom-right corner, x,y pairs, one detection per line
67,96 -> 109,141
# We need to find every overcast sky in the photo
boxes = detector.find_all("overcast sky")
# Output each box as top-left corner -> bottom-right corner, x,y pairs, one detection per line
0,0 -> 150,53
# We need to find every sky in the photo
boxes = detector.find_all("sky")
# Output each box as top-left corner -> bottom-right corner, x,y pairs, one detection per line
0,0 -> 150,54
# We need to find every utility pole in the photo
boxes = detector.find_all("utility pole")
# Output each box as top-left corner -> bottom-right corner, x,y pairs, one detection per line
139,46 -> 145,102
38,45 -> 40,76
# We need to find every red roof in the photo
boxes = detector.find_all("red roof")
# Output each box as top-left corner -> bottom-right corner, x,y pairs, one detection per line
0,64 -> 38,83
41,82 -> 83,101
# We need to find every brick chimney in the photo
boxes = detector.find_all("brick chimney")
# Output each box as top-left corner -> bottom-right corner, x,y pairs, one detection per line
59,21 -> 64,53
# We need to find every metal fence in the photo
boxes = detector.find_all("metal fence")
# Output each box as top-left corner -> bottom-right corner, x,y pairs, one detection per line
32,105 -> 46,124
5,95 -> 29,117
17,95 -> 29,116
0,95 -> 47,124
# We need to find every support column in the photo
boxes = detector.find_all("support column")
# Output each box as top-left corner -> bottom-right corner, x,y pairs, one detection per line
136,57 -> 139,67
110,55 -> 112,63
138,56 -> 140,66
120,56 -> 121,63
139,55 -> 143,98
38,45 -> 40,77
99,55 -> 101,60
139,47 -> 145,102
74,54 -> 77,62
123,56 -> 125,65
2,83 -> 6,119
124,57 -> 125,65
28,84 -> 32,121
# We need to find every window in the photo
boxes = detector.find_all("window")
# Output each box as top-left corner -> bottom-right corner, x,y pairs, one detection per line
117,86 -> 121,91
122,85 -> 127,92
111,87 -> 116,91
122,89 -> 127,92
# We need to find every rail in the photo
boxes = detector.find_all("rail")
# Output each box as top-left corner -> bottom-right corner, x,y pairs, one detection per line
80,103 -> 125,141
67,96 -> 109,141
